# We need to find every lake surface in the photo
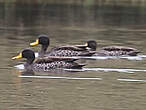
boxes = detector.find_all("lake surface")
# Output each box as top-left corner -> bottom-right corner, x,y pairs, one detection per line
1,1 -> 146,110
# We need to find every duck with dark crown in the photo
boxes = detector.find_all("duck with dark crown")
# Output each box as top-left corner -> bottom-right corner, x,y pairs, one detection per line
83,40 -> 140,56
30,35 -> 95,57
12,49 -> 85,72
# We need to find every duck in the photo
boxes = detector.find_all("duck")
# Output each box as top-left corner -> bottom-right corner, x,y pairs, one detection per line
30,35 -> 95,57
83,40 -> 140,56
12,49 -> 85,72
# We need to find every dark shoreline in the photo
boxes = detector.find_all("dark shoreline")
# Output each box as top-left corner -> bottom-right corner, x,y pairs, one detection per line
1,0 -> 146,7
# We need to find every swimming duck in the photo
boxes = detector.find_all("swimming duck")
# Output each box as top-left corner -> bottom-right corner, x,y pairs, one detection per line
30,35 -> 95,57
12,49 -> 85,71
83,40 -> 140,56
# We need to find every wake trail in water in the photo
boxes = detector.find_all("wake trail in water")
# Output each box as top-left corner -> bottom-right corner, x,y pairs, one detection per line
19,75 -> 102,80
14,64 -> 24,70
81,55 -> 146,60
19,75 -> 146,83
117,78 -> 146,82
65,68 -> 146,73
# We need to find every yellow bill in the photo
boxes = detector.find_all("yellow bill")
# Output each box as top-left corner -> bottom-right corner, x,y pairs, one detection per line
12,53 -> 22,60
30,39 -> 39,46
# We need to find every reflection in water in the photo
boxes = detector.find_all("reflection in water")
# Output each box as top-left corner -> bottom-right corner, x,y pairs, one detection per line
20,69 -> 35,76
1,1 -> 146,30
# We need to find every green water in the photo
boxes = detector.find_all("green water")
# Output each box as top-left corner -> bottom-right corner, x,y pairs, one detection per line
1,1 -> 146,110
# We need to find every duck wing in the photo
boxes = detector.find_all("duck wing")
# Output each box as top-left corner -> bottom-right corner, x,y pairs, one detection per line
50,45 -> 87,51
35,56 -> 79,64
98,46 -> 140,56
34,57 -> 86,70
47,45 -> 95,57
101,46 -> 138,51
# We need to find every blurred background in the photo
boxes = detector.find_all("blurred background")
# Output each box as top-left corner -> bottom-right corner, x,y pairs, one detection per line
1,0 -> 146,110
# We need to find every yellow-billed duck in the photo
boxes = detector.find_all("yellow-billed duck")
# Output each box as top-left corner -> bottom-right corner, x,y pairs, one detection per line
12,49 -> 85,71
83,40 -> 140,56
30,35 -> 95,57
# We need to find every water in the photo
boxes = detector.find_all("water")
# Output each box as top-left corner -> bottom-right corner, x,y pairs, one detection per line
1,1 -> 146,110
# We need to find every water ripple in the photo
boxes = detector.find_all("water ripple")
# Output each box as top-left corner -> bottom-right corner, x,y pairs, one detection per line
19,75 -> 102,80
82,55 -> 146,61
14,64 -> 24,70
65,68 -> 146,73
117,78 -> 146,82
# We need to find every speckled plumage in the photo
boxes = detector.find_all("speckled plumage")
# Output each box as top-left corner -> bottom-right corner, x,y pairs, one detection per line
84,41 -> 140,56
47,47 -> 94,57
32,61 -> 83,71
94,46 -> 140,56
30,35 -> 95,57
12,49 -> 85,72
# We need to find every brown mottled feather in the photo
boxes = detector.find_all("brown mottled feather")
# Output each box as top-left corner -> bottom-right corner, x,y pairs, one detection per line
35,57 -> 78,64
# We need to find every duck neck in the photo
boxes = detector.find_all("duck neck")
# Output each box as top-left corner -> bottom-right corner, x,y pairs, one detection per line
88,45 -> 96,51
91,47 -> 96,51
87,46 -> 96,51
40,45 -> 48,57
24,58 -> 34,70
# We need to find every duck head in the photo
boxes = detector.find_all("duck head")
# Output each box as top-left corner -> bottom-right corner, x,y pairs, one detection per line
30,35 -> 50,56
85,40 -> 97,51
12,49 -> 35,65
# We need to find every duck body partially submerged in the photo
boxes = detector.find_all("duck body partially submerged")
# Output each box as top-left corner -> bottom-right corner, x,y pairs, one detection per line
12,49 -> 85,72
47,45 -> 95,57
84,40 -> 140,56
30,35 -> 95,57
94,46 -> 140,56
33,57 -> 85,71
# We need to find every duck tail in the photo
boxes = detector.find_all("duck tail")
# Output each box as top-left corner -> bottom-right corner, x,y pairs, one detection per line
72,63 -> 86,69
80,51 -> 96,56
128,51 -> 141,56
